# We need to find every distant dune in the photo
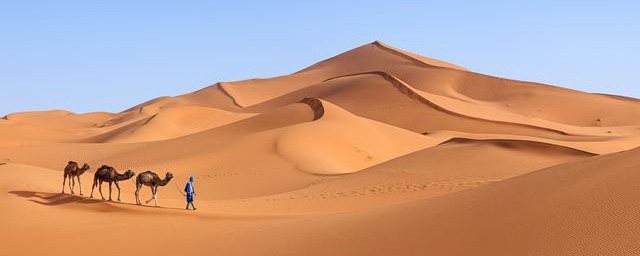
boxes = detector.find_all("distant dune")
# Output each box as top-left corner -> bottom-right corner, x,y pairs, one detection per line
1,41 -> 639,256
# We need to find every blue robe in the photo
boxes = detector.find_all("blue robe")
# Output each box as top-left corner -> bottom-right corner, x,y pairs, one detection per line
184,182 -> 194,202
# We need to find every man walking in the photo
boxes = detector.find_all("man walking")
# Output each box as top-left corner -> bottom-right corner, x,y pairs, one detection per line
184,176 -> 196,210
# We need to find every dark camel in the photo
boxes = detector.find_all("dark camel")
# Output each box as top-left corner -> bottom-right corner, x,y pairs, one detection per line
62,161 -> 91,195
135,171 -> 173,207
90,165 -> 135,201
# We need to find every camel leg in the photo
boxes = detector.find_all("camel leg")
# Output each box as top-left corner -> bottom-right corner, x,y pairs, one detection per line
114,181 -> 121,201
154,187 -> 159,207
62,173 -> 67,194
70,176 -> 75,195
145,187 -> 154,204
77,176 -> 83,196
90,179 -> 96,198
108,181 -> 113,201
146,187 -> 156,205
98,181 -> 105,200
135,184 -> 141,205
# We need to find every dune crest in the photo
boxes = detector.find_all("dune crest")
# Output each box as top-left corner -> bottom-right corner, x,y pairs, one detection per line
371,41 -> 468,71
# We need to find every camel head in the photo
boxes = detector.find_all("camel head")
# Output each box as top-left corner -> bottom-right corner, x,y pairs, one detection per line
78,163 -> 91,174
160,172 -> 174,185
124,170 -> 135,179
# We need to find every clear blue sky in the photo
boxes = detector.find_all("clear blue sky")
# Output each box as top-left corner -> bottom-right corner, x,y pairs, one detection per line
1,1 -> 638,115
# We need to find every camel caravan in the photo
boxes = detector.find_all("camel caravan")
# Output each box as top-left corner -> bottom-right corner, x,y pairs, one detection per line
61,161 -> 175,207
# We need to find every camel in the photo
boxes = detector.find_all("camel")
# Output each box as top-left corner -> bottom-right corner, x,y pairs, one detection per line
62,161 -> 91,195
135,171 -> 173,207
90,165 -> 135,201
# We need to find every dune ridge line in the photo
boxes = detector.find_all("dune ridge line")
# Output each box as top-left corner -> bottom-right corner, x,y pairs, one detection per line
322,71 -> 570,135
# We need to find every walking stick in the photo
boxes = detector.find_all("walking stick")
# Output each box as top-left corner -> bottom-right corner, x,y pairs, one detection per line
174,182 -> 186,196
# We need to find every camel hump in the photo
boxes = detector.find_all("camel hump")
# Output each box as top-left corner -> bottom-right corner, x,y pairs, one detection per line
68,161 -> 77,165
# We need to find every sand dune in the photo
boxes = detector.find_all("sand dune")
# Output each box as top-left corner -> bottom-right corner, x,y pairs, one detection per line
266,146 -> 640,256
222,138 -> 594,213
275,99 -> 432,175
95,99 -> 430,175
210,41 -> 640,128
94,106 -> 255,143
1,41 -> 639,256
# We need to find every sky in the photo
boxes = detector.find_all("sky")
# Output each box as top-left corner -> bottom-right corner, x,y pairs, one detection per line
1,1 -> 638,115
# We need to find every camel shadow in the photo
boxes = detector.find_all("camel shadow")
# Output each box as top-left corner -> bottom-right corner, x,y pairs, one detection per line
97,197 -> 185,210
9,191 -> 105,206
8,190 -> 184,210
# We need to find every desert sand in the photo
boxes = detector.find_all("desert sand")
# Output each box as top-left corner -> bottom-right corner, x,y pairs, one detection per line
1,41 -> 640,255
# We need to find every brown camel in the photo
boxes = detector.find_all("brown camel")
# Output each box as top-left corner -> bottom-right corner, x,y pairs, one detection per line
135,171 -> 173,207
62,161 -> 91,195
90,165 -> 135,201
